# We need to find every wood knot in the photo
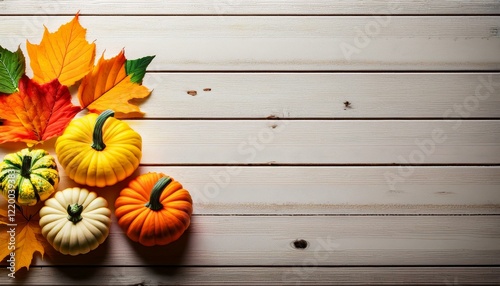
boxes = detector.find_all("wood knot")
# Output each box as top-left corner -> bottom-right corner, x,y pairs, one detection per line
292,239 -> 308,249
343,101 -> 352,110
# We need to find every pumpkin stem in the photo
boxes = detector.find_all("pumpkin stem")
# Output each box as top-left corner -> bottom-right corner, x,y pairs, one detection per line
145,176 -> 172,211
20,156 -> 32,178
91,109 -> 115,151
67,204 -> 84,224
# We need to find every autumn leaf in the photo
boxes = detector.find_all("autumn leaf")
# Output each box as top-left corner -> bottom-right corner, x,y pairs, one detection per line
0,76 -> 82,145
27,13 -> 96,87
0,45 -> 25,94
126,55 -> 155,84
78,50 -> 151,118
0,205 -> 45,273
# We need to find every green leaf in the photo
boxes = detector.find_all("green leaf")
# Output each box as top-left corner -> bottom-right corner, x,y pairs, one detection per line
0,45 -> 26,94
125,55 -> 155,84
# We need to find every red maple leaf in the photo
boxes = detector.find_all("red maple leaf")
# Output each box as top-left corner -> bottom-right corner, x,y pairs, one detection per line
0,76 -> 82,145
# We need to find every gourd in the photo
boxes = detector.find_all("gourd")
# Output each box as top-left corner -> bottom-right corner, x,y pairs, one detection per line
39,187 -> 111,256
55,109 -> 142,187
115,172 -> 193,246
0,148 -> 59,206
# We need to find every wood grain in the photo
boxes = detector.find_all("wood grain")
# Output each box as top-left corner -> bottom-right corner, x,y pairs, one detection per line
1,121 -> 498,164
128,120 -> 500,164
1,16 -> 499,71
137,73 -> 500,119
1,2 -> 499,285
1,0 -> 499,15
50,166 -> 500,215
22,216 -> 500,266
2,266 -> 499,285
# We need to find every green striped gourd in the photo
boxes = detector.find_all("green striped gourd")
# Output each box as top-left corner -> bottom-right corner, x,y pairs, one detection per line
0,148 -> 59,206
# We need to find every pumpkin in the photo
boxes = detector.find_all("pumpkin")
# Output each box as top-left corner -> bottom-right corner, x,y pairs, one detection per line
0,148 -> 59,206
39,187 -> 111,256
115,172 -> 193,246
55,109 -> 142,187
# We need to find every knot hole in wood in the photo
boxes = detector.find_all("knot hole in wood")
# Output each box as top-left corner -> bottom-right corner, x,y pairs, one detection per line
292,239 -> 308,249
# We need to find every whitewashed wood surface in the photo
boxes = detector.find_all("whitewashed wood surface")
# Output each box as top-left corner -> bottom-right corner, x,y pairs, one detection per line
2,16 -> 500,71
0,1 -> 499,285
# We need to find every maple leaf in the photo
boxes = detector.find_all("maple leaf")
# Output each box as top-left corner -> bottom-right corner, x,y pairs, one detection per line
126,55 -> 155,84
0,76 -> 82,145
0,45 -> 25,94
0,204 -> 45,273
78,50 -> 151,118
27,13 -> 96,87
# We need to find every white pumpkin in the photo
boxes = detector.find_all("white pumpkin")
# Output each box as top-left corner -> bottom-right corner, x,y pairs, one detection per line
39,187 -> 111,256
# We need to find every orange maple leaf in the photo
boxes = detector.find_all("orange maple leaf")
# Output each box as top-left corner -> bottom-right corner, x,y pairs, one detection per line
78,50 -> 151,118
0,205 -> 45,273
0,76 -> 82,145
27,13 -> 96,87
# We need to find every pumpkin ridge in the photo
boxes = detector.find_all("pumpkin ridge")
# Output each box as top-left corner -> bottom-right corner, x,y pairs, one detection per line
159,181 -> 183,201
65,150 -> 92,179
99,150 -> 129,185
131,179 -> 153,201
29,176 -> 42,203
161,190 -> 192,204
14,152 -> 24,166
81,218 -> 108,239
139,210 -> 157,245
84,197 -> 107,213
74,225 -> 92,255
116,196 -> 145,205
116,206 -> 146,226
1,159 -> 20,169
80,190 -> 98,209
85,152 -> 100,187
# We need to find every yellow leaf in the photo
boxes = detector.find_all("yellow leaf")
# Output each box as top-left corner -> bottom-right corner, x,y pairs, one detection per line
78,50 -> 151,118
27,13 -> 96,86
0,206 -> 45,273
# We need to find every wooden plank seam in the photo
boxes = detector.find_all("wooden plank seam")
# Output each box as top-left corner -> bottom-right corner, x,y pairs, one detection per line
338,2 -> 399,61
189,118 -> 291,204
384,74 -> 500,190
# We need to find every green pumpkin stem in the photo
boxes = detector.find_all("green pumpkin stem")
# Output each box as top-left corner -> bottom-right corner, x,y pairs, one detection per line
67,204 -> 84,224
91,110 -> 115,151
20,156 -> 32,178
145,176 -> 172,211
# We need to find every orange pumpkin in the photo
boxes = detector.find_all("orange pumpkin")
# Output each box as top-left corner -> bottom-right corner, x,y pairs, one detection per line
114,172 -> 193,246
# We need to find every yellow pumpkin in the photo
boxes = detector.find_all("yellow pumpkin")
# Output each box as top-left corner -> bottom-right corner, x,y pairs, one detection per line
55,110 -> 142,187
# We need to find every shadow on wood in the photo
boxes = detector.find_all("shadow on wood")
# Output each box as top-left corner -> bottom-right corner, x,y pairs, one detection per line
125,225 -> 193,268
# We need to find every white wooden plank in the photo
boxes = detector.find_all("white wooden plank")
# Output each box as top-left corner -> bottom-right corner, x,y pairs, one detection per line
1,16 -> 499,71
127,120 -> 500,164
138,73 -> 500,118
2,266 -> 499,285
1,164 -> 498,214
1,0 -> 500,15
1,121 -> 499,164
25,216 -> 500,266
50,166 -> 500,215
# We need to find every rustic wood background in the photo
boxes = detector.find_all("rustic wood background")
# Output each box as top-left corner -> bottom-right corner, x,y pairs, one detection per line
1,0 -> 500,285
